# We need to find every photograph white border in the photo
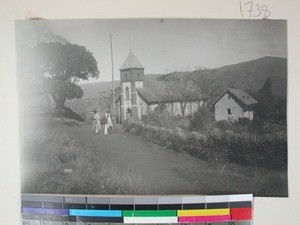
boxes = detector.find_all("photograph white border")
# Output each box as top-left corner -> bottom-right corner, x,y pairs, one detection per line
0,0 -> 299,224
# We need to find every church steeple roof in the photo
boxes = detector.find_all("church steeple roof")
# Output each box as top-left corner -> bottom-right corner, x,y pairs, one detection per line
120,51 -> 144,70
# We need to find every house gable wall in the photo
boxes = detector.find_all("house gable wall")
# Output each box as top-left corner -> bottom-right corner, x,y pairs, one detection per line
215,93 -> 244,121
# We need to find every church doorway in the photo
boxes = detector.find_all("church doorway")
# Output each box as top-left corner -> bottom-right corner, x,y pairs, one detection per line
126,107 -> 132,120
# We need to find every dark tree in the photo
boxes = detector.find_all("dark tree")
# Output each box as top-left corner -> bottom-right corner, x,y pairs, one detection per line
260,77 -> 273,98
16,20 -> 69,110
252,77 -> 286,123
34,42 -> 100,109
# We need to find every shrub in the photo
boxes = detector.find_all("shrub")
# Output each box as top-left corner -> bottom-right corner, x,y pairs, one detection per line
124,121 -> 287,170
142,106 -> 173,127
215,120 -> 232,131
189,106 -> 215,132
141,106 -> 190,130
51,107 -> 83,122
228,133 -> 287,169
215,118 -> 284,136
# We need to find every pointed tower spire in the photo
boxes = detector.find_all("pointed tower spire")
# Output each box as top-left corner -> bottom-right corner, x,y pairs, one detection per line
120,51 -> 144,70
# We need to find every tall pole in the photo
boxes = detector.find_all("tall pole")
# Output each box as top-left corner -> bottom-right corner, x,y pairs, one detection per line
110,34 -> 116,122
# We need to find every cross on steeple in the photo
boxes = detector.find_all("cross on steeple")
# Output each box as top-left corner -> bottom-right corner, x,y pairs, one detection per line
129,38 -> 132,52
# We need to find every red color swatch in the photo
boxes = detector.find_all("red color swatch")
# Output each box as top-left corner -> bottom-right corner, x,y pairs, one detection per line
231,207 -> 252,220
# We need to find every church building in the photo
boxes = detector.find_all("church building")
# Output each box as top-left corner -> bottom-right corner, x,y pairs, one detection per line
116,51 -> 204,123
117,51 -> 145,122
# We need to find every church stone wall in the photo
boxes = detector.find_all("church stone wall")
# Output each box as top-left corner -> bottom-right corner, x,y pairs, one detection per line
131,106 -> 139,120
131,93 -> 137,105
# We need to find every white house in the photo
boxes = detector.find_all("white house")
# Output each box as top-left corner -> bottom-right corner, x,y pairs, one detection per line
212,88 -> 258,121
116,51 -> 204,122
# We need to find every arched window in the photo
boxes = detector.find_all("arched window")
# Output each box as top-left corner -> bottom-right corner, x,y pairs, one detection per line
125,87 -> 130,99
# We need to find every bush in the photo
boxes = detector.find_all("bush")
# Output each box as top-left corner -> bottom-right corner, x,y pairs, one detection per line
215,120 -> 232,131
189,106 -> 215,132
124,121 -> 287,170
215,118 -> 284,136
141,106 -> 190,130
51,107 -> 83,122
228,133 -> 287,169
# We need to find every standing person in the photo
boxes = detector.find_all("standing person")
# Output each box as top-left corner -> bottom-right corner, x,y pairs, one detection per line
93,110 -> 101,134
107,111 -> 113,134
104,111 -> 108,135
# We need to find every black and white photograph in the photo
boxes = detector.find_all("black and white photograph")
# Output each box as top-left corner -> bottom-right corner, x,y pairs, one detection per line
16,19 -> 287,197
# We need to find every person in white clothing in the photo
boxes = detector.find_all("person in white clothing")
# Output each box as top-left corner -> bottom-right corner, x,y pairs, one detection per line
107,111 -> 113,134
92,110 -> 101,134
104,112 -> 108,135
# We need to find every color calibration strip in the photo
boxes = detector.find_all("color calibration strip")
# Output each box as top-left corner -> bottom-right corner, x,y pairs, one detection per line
21,194 -> 253,224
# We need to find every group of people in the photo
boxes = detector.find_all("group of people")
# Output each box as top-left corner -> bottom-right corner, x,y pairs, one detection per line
92,109 -> 114,135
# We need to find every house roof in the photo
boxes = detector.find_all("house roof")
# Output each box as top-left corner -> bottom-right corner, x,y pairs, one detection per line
212,88 -> 258,109
120,52 -> 144,70
136,87 -> 165,104
227,88 -> 258,105
136,85 -> 204,105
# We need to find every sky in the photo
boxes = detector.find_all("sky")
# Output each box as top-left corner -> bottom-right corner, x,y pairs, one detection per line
21,19 -> 287,83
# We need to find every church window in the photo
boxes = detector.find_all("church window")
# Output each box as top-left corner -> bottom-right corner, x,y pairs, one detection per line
125,87 -> 130,99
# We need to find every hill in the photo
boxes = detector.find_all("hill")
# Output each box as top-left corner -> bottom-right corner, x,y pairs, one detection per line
79,56 -> 287,100
214,56 -> 287,97
79,81 -> 120,99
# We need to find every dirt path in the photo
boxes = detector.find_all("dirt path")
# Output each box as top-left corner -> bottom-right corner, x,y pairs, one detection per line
66,123 -> 211,195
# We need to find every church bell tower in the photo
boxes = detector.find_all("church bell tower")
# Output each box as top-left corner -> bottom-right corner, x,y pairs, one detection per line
119,51 -> 145,122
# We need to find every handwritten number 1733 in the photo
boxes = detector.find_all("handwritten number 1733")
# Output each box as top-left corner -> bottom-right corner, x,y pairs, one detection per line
239,1 -> 271,18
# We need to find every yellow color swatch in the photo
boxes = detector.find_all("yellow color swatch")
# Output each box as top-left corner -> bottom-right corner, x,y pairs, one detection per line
177,208 -> 230,217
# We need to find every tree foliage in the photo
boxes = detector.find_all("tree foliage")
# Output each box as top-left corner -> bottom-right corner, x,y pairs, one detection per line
260,77 -> 273,98
189,106 -> 214,132
16,20 -> 70,110
190,68 -> 223,101
158,72 -> 195,116
34,42 -> 100,109
252,77 -> 286,123
158,68 -> 222,116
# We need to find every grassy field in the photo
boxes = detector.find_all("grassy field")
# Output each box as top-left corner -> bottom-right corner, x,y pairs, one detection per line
175,160 -> 288,197
21,117 -> 151,194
